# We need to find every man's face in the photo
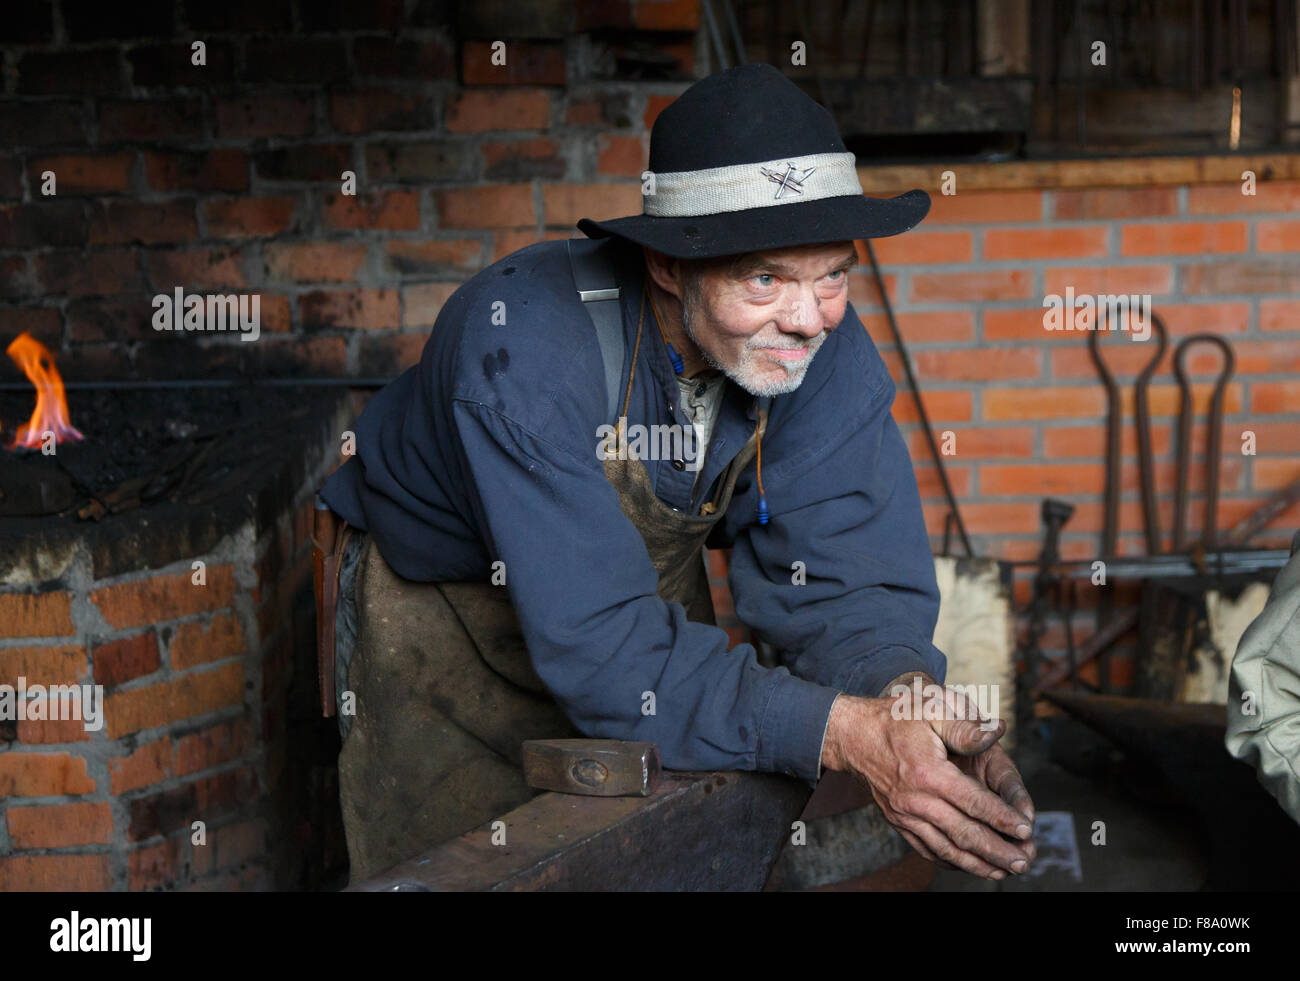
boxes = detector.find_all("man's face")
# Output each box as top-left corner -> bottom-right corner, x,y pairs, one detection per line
679,241 -> 857,397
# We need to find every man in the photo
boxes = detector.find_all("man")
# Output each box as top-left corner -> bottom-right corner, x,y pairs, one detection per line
320,63 -> 1036,883
1226,529 -> 1300,826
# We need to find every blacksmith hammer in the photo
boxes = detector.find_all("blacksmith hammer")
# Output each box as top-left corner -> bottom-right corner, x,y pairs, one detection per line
522,739 -> 661,797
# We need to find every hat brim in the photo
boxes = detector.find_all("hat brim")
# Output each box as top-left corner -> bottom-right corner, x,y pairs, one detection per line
576,188 -> 930,260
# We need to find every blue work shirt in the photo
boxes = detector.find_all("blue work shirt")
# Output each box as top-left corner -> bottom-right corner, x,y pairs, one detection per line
320,235 -> 947,786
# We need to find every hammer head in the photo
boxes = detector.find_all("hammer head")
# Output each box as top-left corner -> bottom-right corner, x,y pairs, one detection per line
522,739 -> 662,797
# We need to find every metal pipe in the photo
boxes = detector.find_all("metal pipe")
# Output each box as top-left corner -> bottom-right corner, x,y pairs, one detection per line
720,0 -> 748,65
701,0 -> 730,71
864,239 -> 974,557
1009,549 -> 1293,576
857,0 -> 875,78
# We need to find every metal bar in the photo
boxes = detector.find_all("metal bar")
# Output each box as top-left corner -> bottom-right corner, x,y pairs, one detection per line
1210,0 -> 1221,83
768,0 -> 781,68
701,0 -> 730,71
1009,547 -> 1293,573
1108,0 -> 1121,89
1172,334 -> 1236,551
1062,578 -> 1083,689
864,239 -> 974,557
721,0 -> 748,65
1192,0 -> 1203,94
942,0 -> 953,76
901,0 -> 911,78
1052,1 -> 1061,146
857,0 -> 875,78
793,1 -> 834,111
1237,0 -> 1247,82
1075,0 -> 1086,149
1133,313 -> 1169,554
1031,599 -> 1136,697
1040,549 -> 1293,579
1086,318 -> 1121,690
1290,0 -> 1299,77
1086,328 -> 1123,563
833,0 -> 851,69
1282,0 -> 1290,76
1225,471 -> 1300,543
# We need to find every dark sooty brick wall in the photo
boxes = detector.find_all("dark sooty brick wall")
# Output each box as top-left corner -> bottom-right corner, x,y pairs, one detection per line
0,0 -> 701,382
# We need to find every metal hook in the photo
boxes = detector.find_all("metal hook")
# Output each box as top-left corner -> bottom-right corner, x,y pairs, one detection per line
1132,312 -> 1169,554
1172,334 -> 1236,552
1086,308 -> 1168,559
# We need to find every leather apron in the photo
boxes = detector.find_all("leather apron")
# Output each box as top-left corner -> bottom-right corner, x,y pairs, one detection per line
337,308 -> 769,883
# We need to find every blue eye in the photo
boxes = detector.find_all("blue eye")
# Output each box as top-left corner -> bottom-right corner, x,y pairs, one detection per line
753,273 -> 775,287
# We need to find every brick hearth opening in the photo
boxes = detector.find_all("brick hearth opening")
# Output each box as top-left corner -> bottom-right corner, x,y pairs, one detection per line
0,387 -> 351,891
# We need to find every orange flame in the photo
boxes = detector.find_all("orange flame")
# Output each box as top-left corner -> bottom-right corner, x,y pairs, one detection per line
5,332 -> 83,450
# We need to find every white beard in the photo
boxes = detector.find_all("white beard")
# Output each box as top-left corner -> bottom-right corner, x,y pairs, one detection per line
682,288 -> 826,397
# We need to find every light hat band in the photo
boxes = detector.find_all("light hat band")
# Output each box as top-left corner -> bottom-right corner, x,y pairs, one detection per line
642,151 -> 862,218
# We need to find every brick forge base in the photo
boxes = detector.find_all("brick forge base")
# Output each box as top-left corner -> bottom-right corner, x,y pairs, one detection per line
0,390 -> 352,891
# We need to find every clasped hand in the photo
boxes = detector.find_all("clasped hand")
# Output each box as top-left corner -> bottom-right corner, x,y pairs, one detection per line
820,673 -> 1036,880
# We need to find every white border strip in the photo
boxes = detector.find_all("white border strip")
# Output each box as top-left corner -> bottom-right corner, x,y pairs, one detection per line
643,152 -> 862,217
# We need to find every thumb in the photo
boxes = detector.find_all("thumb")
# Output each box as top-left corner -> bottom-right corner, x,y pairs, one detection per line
935,716 -> 1004,756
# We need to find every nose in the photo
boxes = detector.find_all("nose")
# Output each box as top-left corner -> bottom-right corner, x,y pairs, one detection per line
782,282 -> 827,339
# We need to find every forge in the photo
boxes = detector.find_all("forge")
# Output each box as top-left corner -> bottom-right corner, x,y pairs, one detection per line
0,363 -> 352,891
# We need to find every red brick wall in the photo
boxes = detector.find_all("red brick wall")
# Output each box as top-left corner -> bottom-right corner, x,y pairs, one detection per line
852,181 -> 1300,563
2,562 -> 252,890
0,495 -> 337,891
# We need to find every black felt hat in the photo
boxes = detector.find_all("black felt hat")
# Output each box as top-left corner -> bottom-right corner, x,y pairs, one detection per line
577,63 -> 930,260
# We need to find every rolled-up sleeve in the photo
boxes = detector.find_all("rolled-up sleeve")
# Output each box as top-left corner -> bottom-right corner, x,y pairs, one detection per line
723,350 -> 947,699
453,399 -> 841,784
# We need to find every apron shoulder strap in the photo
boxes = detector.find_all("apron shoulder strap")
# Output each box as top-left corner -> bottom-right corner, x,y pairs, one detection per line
567,237 -> 625,422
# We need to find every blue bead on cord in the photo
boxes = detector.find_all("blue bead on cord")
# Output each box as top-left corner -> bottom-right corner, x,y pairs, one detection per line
757,494 -> 770,525
665,342 -> 684,374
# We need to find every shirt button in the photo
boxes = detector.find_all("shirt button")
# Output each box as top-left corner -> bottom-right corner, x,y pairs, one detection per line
672,459 -> 686,471
694,384 -> 706,397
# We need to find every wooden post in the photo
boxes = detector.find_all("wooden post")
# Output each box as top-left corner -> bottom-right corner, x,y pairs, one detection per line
1283,1 -> 1300,145
977,0 -> 1030,76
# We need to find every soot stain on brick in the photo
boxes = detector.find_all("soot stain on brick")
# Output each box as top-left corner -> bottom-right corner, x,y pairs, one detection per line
482,347 -> 509,380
